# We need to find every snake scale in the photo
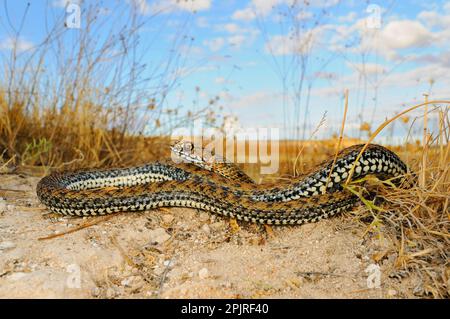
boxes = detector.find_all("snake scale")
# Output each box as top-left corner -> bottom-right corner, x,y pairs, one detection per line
36,142 -> 409,225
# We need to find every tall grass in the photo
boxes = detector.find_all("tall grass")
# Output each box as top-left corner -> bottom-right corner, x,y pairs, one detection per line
0,2 -> 214,172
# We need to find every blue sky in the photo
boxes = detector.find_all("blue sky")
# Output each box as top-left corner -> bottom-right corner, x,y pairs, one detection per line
1,0 -> 449,141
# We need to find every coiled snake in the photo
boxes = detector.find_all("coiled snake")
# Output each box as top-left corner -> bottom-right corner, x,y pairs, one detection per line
36,142 -> 409,225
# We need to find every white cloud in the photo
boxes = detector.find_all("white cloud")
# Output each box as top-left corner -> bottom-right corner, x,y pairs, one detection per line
308,0 -> 339,8
0,37 -> 34,52
204,37 -> 225,52
233,0 -> 338,21
311,60 -> 450,100
347,62 -> 386,76
222,23 -> 240,33
52,0 -> 80,8
265,27 -> 324,55
327,17 -> 436,60
251,0 -> 282,15
232,8 -> 257,21
210,23 -> 259,51
412,51 -> 450,68
137,0 -> 211,15
228,35 -> 246,48
232,0 -> 279,21
176,0 -> 211,12
380,20 -> 433,50
418,10 -> 450,28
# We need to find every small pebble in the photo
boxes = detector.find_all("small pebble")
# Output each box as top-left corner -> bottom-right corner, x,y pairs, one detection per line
121,277 -> 133,287
0,241 -> 16,251
106,288 -> 116,298
91,287 -> 101,297
201,224 -> 210,235
8,272 -> 27,281
199,212 -> 210,222
387,289 -> 397,297
0,199 -> 6,212
163,260 -> 173,267
198,268 -> 209,279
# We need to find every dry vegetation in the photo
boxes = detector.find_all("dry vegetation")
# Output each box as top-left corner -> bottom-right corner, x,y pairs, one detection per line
0,2 -> 217,174
0,3 -> 448,298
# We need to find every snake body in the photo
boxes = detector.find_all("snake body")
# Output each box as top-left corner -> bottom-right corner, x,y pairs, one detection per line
36,143 -> 409,225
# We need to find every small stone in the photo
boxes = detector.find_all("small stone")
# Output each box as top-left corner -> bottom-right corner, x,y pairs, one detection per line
106,288 -> 116,299
199,212 -> 210,222
163,260 -> 173,267
0,199 -> 6,212
413,284 -> 424,296
198,268 -> 209,279
201,224 -> 210,235
387,289 -> 397,297
148,228 -> 171,245
0,241 -> 16,251
121,277 -> 132,287
161,214 -> 174,224
8,272 -> 27,281
91,287 -> 101,297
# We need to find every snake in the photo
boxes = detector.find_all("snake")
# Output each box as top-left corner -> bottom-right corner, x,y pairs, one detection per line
36,142 -> 409,225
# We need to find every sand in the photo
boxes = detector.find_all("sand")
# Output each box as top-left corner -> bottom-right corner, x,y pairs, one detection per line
0,173 -> 423,298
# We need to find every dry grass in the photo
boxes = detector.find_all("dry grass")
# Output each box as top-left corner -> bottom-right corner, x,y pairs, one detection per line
238,103 -> 449,298
0,2 -> 216,173
1,98 -> 448,298
272,105 -> 449,298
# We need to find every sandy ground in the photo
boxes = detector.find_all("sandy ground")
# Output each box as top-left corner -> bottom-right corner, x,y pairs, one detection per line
0,173 -> 423,299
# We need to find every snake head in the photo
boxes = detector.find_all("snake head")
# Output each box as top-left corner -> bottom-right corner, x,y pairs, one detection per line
170,140 -> 195,156
170,140 -> 208,168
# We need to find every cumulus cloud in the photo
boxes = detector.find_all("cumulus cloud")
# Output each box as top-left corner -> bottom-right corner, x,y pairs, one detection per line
52,0 -> 80,8
418,10 -> 450,28
175,0 -> 211,12
233,0 -> 338,21
265,27 -> 325,55
211,23 -> 260,51
0,37 -> 34,52
222,23 -> 240,33
232,8 -> 257,21
133,0 -> 212,15
380,20 -> 433,50
327,17 -> 436,60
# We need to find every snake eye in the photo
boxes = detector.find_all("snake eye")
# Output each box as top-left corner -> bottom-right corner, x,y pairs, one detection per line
183,142 -> 194,153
